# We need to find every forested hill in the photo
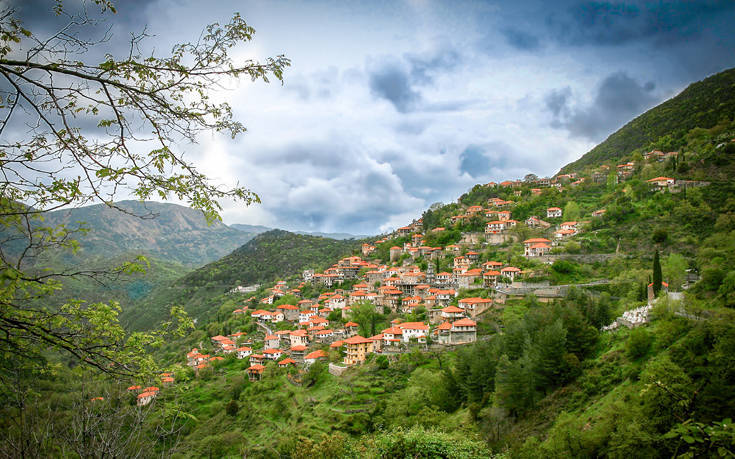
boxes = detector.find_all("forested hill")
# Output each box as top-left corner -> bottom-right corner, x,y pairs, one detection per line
124,230 -> 364,328
39,200 -> 259,267
561,66 -> 735,173
179,229 -> 363,289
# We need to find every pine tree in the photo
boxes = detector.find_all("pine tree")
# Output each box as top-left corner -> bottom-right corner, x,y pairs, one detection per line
653,250 -> 663,297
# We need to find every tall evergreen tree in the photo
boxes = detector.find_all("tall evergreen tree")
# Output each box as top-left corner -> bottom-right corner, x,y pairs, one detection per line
653,250 -> 663,297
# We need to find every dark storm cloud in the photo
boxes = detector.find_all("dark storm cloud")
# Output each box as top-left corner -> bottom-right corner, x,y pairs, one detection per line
13,0 -> 152,36
367,49 -> 463,113
546,0 -> 735,47
547,71 -> 659,141
502,28 -> 541,51
368,62 -> 421,113
459,146 -> 491,178
545,87 -> 572,119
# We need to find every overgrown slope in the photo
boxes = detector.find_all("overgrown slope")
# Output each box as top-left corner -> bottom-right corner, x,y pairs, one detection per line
561,67 -> 735,173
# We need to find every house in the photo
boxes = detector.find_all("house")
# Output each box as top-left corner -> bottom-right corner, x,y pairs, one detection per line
592,209 -> 606,217
441,305 -> 466,320
236,346 -> 252,359
314,329 -> 335,343
483,270 -> 501,287
560,221 -> 578,232
445,244 -> 461,253
531,188 -> 542,196
398,322 -> 429,343
327,294 -> 346,309
435,318 -> 477,345
368,334 -> 383,352
450,318 -> 477,344
501,266 -> 521,281
299,310 -> 317,323
249,354 -> 265,365
526,216 -> 551,228
289,345 -> 307,363
457,268 -> 483,289
247,364 -> 265,381
467,205 -> 483,215
343,336 -> 374,365
497,210 -> 511,221
486,220 -> 506,233
457,297 -> 493,317
304,350 -> 328,366
290,329 -> 309,347
524,238 -> 552,256
362,243 -> 376,256
276,304 -> 299,321
554,228 -> 576,239
436,272 -> 452,285
344,321 -> 359,337
647,176 -> 675,191
547,207 -> 562,218
278,358 -> 296,367
396,226 -> 412,236
381,326 -> 403,346
264,335 -> 280,349
263,349 -> 283,360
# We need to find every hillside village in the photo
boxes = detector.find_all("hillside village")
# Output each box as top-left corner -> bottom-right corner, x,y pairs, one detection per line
123,145 -> 718,405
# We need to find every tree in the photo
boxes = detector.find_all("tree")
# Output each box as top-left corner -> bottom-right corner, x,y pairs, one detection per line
351,301 -> 383,337
563,201 -> 580,221
653,250 -> 663,297
0,2 -> 289,377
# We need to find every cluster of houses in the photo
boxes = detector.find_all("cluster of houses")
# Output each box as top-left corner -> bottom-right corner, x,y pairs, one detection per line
123,372 -> 175,406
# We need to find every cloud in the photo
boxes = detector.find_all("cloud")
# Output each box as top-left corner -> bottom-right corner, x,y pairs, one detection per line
368,61 -> 422,113
404,49 -> 461,84
546,71 -> 659,141
459,145 -> 491,177
502,28 -> 541,51
546,0 -> 735,47
367,48 -> 463,113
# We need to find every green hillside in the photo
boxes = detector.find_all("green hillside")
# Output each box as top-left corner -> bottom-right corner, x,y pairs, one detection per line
561,67 -> 735,173
125,230 -> 364,329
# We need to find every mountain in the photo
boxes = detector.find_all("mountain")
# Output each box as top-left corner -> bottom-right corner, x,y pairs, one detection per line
561,67 -> 735,172
231,223 -> 368,240
38,200 -> 260,267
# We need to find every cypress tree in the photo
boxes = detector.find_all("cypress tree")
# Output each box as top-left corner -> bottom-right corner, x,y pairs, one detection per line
653,250 -> 663,297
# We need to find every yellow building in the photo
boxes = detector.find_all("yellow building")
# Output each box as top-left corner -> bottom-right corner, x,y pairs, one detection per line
343,335 -> 374,365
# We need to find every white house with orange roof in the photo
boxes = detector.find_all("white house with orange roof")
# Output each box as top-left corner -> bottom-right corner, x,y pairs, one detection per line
486,220 -> 507,233
289,329 -> 309,347
647,176 -> 675,191
381,326 -> 403,346
547,207 -> 562,218
236,346 -> 252,359
262,348 -> 283,361
399,322 -> 429,343
501,266 -> 521,281
523,238 -> 552,257
440,305 -> 466,320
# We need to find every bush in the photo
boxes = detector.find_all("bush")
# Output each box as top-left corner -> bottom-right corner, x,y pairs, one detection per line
226,400 -> 239,416
626,327 -> 653,360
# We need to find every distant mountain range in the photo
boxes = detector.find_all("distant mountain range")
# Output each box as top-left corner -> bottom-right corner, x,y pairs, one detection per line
230,223 -> 368,240
31,200 -> 260,267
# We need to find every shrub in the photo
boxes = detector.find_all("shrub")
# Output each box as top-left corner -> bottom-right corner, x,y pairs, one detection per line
626,327 -> 653,360
226,400 -> 239,416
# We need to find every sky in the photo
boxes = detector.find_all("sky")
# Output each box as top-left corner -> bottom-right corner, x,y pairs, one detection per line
12,0 -> 735,235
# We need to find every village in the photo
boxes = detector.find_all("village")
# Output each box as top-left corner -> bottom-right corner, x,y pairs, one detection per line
123,150 -> 702,405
